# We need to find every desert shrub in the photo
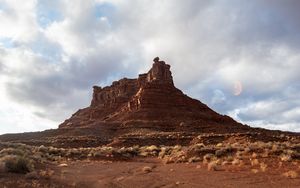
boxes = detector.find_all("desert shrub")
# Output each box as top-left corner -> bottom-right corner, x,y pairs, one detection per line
215,146 -> 233,158
188,156 -> 201,163
158,147 -> 166,158
173,145 -> 182,151
66,148 -> 80,158
252,152 -> 258,158
216,143 -> 223,147
291,152 -> 300,160
187,143 -> 205,155
225,155 -> 234,162
118,147 -> 139,157
102,146 -> 113,153
139,145 -> 161,157
127,146 -> 139,156
93,151 -> 103,158
48,147 -> 60,155
0,148 -> 26,157
195,143 -> 205,148
280,154 -> 292,162
172,151 -> 187,163
145,145 -> 159,152
232,158 -> 241,166
3,155 -> 33,174
215,149 -> 225,158
243,147 -> 251,153
283,170 -> 298,179
162,148 -> 187,164
207,161 -> 220,171
270,145 -> 283,155
265,142 -> 273,149
203,154 -> 215,164
260,162 -> 267,172
250,159 -> 259,166
38,145 -> 48,153
235,151 -> 244,160
39,169 -> 54,179
31,151 -> 46,163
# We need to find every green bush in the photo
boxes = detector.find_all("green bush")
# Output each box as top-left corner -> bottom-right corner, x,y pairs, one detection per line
4,156 -> 33,174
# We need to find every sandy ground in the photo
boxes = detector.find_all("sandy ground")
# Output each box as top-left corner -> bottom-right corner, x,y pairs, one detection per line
1,158 -> 300,188
49,158 -> 300,188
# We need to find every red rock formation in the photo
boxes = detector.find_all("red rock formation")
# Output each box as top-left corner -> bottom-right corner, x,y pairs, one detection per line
59,57 -> 247,134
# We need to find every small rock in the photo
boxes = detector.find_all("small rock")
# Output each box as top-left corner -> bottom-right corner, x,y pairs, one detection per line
142,166 -> 153,173
58,163 -> 68,167
116,176 -> 125,181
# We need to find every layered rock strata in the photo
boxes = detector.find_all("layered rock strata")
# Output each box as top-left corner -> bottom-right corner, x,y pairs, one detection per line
59,57 -> 245,133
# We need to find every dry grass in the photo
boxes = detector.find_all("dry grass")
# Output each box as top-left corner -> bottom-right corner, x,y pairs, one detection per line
252,153 -> 258,158
207,161 -> 220,171
283,170 -> 298,179
188,157 -> 201,163
232,158 -> 241,166
0,133 -> 299,176
280,154 -> 292,162
39,169 -> 54,179
260,162 -> 268,172
251,159 -> 259,166
203,154 -> 215,164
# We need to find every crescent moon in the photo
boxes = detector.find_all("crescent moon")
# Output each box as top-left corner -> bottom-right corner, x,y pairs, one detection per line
233,81 -> 243,96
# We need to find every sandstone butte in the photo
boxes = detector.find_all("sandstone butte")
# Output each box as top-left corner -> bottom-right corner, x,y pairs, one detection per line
60,57 -> 248,130
55,57 -> 259,146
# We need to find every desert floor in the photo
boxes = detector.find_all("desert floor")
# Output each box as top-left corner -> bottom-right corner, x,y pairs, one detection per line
1,157 -> 300,188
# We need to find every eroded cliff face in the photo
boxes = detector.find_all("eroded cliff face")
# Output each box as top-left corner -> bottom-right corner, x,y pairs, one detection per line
59,57 -> 240,129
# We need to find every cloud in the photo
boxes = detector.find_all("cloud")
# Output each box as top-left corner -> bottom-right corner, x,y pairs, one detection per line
0,0 -> 39,43
1,0 -> 300,133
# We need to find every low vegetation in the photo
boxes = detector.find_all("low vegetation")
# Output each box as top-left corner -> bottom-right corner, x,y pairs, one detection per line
0,132 -> 299,178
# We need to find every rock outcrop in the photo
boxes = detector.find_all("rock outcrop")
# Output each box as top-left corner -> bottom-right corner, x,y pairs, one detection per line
59,57 -> 247,134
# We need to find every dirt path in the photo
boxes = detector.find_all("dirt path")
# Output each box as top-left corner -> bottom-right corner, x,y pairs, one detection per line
48,158 -> 300,188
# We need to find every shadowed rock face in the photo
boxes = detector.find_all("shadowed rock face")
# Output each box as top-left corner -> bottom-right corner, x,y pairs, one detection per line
59,57 -> 247,134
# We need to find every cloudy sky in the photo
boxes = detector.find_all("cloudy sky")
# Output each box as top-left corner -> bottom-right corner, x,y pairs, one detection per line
0,0 -> 300,134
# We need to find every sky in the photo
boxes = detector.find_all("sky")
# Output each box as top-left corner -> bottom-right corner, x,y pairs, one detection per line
0,0 -> 300,134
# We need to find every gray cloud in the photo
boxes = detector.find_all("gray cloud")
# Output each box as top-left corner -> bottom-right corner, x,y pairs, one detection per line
2,45 -> 141,120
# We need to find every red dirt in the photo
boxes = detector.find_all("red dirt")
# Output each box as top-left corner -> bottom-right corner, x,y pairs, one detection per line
1,158 -> 299,188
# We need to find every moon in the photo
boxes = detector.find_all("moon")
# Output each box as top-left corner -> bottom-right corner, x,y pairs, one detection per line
233,81 -> 243,96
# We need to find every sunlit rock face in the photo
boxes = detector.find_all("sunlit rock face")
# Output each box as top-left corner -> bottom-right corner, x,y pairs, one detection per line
59,57 -> 244,132
145,57 -> 174,85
